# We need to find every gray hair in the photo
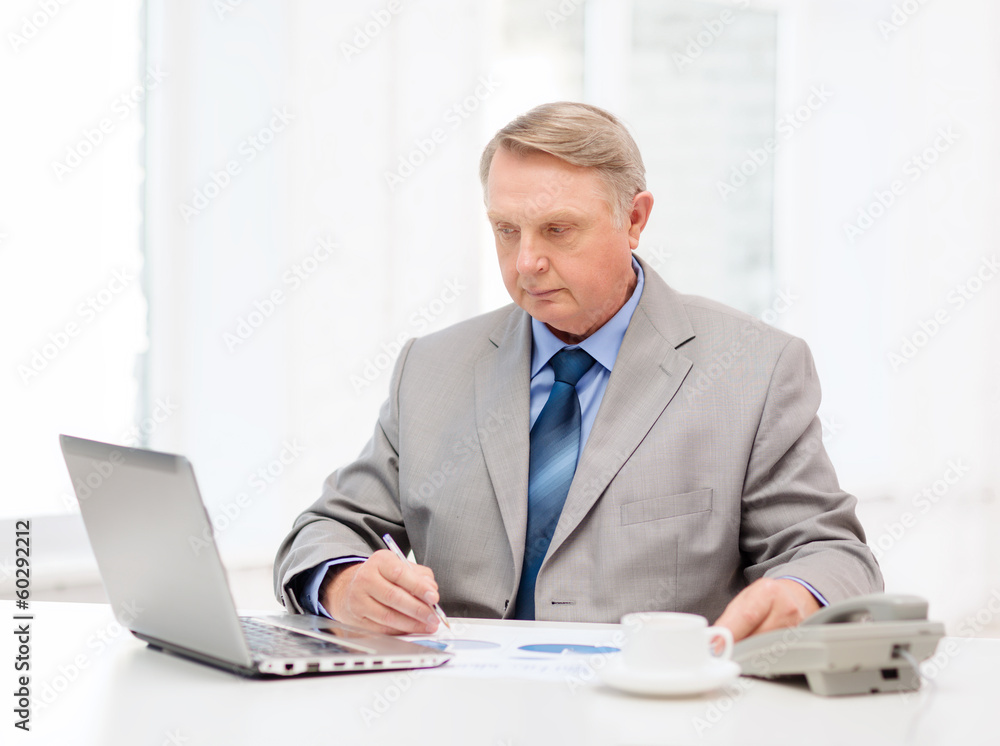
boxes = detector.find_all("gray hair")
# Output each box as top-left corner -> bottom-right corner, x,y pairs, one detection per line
479,101 -> 647,227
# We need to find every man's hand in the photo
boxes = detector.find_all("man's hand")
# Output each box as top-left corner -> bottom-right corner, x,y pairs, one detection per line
322,550 -> 442,635
714,578 -> 821,642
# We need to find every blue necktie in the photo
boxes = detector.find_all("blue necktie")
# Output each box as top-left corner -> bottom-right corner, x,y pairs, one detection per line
514,347 -> 596,620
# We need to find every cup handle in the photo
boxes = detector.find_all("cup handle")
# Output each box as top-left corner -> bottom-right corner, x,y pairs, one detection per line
706,626 -> 734,659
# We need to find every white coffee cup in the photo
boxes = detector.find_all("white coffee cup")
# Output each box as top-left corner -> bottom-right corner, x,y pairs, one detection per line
620,612 -> 734,673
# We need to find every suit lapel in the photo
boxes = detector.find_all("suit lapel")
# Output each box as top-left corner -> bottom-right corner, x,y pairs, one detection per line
547,259 -> 696,556
474,307 -> 532,580
473,262 -> 697,584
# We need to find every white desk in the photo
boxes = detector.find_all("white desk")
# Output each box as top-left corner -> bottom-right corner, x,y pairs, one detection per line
3,601 -> 996,745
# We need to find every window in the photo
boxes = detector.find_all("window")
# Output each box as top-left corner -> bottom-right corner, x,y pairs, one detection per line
0,1 -> 147,521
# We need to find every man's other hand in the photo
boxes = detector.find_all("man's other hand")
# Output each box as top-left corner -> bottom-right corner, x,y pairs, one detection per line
714,578 -> 821,642
321,550 -> 442,635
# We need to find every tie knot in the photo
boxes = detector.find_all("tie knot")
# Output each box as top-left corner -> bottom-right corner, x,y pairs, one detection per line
550,348 -> 596,387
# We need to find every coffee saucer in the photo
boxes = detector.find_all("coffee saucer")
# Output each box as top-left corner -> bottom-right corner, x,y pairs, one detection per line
599,657 -> 741,696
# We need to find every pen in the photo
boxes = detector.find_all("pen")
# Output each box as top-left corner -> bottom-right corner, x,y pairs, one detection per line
381,533 -> 451,630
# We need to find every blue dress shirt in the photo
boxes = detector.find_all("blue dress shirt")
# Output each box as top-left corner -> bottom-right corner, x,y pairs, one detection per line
528,257 -> 645,449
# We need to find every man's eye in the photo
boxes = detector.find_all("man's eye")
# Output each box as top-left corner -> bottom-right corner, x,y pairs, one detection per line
497,227 -> 517,236
549,226 -> 568,235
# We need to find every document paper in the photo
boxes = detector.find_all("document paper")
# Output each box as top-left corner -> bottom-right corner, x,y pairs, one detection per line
403,621 -> 623,681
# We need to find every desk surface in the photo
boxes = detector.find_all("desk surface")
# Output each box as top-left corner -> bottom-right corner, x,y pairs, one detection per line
3,601 -> 996,746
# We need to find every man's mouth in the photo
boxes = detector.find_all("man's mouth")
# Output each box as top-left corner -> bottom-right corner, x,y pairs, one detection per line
525,288 -> 560,298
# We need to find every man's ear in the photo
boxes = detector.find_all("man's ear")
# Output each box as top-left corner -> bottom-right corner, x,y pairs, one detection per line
627,191 -> 654,249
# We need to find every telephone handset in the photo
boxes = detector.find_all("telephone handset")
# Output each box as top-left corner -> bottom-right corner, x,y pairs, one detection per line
803,593 -> 930,625
733,593 -> 945,696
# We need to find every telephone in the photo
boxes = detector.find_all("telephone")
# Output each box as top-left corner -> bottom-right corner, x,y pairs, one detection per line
733,593 -> 945,696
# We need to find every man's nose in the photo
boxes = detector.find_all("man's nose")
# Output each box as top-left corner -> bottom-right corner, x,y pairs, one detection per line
516,233 -> 546,274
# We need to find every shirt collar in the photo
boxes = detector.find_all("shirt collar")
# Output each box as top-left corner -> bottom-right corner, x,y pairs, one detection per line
530,256 -> 645,377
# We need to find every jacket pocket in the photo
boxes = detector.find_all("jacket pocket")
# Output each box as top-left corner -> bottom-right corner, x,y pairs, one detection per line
620,488 -> 713,526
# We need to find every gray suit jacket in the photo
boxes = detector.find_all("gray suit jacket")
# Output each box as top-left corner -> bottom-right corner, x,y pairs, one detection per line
274,258 -> 882,623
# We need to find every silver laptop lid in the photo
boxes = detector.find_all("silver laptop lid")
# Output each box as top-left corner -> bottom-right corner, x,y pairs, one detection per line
60,435 -> 254,670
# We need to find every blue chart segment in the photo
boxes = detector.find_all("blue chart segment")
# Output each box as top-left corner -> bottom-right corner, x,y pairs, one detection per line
411,639 -> 501,652
412,640 -> 449,651
518,644 -> 620,654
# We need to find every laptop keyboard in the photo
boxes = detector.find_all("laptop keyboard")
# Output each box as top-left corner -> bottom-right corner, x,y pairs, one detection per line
240,618 -> 353,658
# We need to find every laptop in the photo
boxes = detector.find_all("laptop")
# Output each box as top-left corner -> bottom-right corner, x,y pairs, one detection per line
59,434 -> 452,677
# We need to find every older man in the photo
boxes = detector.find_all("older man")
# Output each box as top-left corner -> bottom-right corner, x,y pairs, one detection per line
274,102 -> 882,640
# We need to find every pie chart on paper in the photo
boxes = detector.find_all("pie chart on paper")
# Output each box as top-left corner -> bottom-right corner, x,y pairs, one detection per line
410,639 -> 502,652
517,643 -> 620,654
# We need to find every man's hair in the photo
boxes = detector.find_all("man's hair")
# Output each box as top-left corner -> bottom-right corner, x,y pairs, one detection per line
479,101 -> 646,228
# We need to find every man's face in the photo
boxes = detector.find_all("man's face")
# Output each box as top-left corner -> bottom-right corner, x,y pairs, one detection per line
486,148 -> 652,344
